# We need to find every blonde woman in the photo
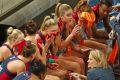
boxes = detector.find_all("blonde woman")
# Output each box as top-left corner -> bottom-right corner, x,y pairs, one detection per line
55,3 -> 86,74
0,27 -> 24,64
87,49 -> 115,80
71,49 -> 115,80
35,16 -> 85,80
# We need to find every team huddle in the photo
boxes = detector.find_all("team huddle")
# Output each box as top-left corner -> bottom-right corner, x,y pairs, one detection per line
0,0 -> 120,80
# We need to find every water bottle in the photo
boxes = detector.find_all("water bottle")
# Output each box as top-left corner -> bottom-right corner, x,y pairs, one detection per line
79,27 -> 88,39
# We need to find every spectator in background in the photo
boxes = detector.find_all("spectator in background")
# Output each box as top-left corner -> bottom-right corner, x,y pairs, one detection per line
109,13 -> 120,48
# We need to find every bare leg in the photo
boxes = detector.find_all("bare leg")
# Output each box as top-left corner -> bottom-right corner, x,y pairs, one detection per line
59,56 -> 85,75
45,75 -> 61,80
47,68 -> 66,80
55,59 -> 81,74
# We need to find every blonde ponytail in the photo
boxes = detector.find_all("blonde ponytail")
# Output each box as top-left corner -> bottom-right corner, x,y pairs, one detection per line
55,3 -> 72,17
40,16 -> 51,31
7,27 -> 14,36
40,16 -> 57,31
55,3 -> 62,17
7,27 -> 23,41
